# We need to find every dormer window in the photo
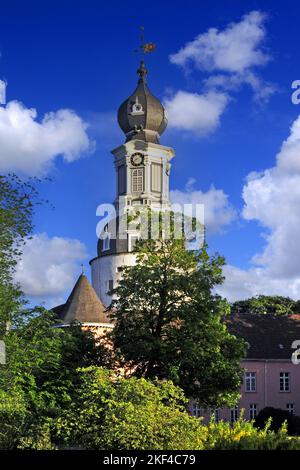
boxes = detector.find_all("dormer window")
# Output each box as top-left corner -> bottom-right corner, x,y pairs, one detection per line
131,96 -> 144,116
102,224 -> 110,252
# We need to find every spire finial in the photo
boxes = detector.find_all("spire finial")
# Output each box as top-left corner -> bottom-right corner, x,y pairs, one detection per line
136,26 -> 156,81
81,264 -> 84,275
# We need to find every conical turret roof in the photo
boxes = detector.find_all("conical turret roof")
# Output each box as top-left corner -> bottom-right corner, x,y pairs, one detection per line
54,274 -> 109,324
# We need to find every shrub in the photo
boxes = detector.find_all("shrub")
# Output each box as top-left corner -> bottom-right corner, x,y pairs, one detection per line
0,389 -> 27,449
203,417 -> 300,450
55,367 -> 206,450
255,407 -> 300,435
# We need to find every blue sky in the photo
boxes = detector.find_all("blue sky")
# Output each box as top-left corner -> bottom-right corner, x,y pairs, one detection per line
1,0 -> 300,305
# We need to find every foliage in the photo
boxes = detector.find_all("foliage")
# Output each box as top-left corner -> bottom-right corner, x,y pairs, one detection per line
231,296 -> 296,316
0,174 -> 44,329
255,407 -> 300,435
0,388 -> 27,449
1,309 -> 101,413
0,387 -> 56,450
55,367 -> 205,450
55,369 -> 300,450
0,309 -> 103,448
203,417 -> 300,450
109,230 -> 246,408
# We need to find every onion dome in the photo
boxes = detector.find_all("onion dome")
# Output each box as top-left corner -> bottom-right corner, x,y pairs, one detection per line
117,61 -> 167,144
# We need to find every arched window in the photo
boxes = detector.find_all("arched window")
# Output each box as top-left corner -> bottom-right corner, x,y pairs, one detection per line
102,224 -> 110,251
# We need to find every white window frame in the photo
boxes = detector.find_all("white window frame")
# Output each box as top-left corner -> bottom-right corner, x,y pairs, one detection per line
230,406 -> 239,423
191,403 -> 201,418
287,403 -> 295,415
128,234 -> 139,252
280,372 -> 290,392
105,279 -> 113,293
132,168 -> 144,193
249,404 -> 257,420
245,372 -> 256,392
102,224 -> 110,252
211,408 -> 220,423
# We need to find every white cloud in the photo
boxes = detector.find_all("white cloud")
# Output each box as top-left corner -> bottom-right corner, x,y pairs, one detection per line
169,11 -> 275,106
0,80 -> 6,104
14,233 -> 88,301
0,100 -> 94,175
204,71 -> 276,103
164,90 -> 229,136
170,11 -> 269,73
170,178 -> 236,234
217,265 -> 300,302
218,115 -> 300,301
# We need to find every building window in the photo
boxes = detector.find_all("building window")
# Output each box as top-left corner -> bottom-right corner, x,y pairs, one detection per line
105,279 -> 113,293
191,403 -> 201,418
230,406 -> 239,423
249,404 -> 257,420
102,224 -> 110,251
280,372 -> 290,392
132,168 -> 144,193
245,372 -> 256,392
129,235 -> 139,252
287,403 -> 295,415
211,409 -> 220,423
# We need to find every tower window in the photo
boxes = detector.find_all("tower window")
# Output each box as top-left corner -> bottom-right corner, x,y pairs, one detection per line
105,279 -> 113,293
132,168 -> 144,193
102,224 -> 110,252
129,235 -> 139,252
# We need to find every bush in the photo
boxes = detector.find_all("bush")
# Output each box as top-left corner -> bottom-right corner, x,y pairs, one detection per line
54,367 -> 300,450
203,417 -> 300,450
255,407 -> 300,435
55,367 -> 205,450
0,389 -> 27,449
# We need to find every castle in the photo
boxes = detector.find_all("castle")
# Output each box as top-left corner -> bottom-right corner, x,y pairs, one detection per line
53,59 -> 300,423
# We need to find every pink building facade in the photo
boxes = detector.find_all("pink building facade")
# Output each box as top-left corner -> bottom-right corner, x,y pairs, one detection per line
190,314 -> 300,423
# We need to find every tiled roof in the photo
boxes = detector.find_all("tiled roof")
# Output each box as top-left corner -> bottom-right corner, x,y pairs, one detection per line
52,274 -> 110,325
227,313 -> 300,360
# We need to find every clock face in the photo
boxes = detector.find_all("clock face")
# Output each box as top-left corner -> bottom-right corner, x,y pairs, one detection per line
131,152 -> 144,166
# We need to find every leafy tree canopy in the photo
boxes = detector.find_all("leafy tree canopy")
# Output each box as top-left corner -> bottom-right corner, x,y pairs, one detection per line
0,174 -> 43,328
231,295 -> 297,316
109,223 -> 246,408
55,366 -> 204,450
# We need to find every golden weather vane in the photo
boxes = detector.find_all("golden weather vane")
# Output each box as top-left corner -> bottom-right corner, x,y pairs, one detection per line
136,26 -> 156,58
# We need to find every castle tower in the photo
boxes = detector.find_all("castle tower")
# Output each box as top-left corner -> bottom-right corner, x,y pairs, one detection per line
90,60 -> 175,306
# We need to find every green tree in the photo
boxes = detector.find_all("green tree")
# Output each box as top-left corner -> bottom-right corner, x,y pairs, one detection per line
56,366 -> 205,450
109,233 -> 246,408
0,174 -> 42,329
231,295 -> 296,316
0,309 -> 101,414
0,308 -> 104,448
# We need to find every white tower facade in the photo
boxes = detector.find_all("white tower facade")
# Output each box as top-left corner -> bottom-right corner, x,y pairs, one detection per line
90,61 -> 174,306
